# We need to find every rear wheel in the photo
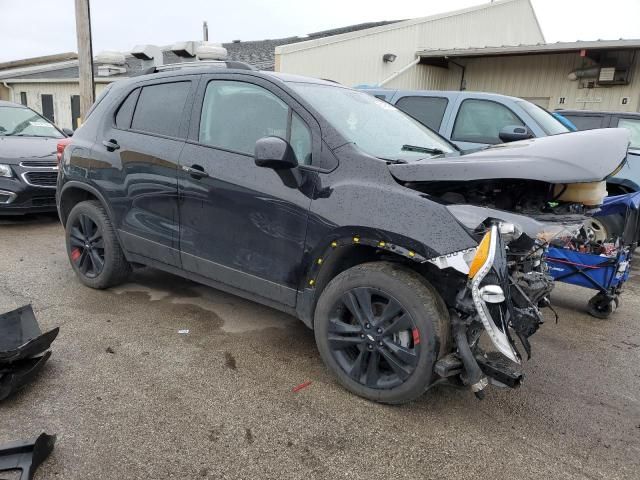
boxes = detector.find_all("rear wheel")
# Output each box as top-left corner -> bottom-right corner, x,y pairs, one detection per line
314,262 -> 449,404
65,200 -> 130,289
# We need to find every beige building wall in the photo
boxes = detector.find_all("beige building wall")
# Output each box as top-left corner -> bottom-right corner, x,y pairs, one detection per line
276,0 -> 544,88
0,84 -> 10,101
457,52 -> 640,111
6,82 -> 110,129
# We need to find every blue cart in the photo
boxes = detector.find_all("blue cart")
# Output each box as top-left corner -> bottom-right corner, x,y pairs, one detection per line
545,192 -> 639,318
546,247 -> 631,318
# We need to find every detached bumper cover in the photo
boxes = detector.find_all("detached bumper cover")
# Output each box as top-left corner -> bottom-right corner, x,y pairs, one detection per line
0,432 -> 56,480
0,305 -> 58,401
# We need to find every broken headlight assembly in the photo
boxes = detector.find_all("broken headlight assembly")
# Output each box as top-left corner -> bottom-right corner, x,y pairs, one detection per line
468,223 -> 521,363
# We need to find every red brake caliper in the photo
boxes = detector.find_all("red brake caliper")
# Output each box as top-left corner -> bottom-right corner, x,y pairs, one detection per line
71,248 -> 82,262
412,328 -> 420,346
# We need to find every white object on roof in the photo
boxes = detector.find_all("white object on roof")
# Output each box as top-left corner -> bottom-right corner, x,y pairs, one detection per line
131,44 -> 163,67
171,41 -> 198,58
94,51 -> 126,65
196,43 -> 228,60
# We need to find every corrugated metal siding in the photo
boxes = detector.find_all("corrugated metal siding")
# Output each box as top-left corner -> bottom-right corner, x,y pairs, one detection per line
278,0 -> 544,87
9,82 -> 109,129
462,51 -> 640,112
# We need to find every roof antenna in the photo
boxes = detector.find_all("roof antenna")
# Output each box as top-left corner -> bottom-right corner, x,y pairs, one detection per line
203,21 -> 209,41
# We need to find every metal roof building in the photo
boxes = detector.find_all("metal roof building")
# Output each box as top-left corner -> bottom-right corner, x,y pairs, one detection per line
0,21 -> 396,129
276,0 -> 640,112
276,0 -> 545,89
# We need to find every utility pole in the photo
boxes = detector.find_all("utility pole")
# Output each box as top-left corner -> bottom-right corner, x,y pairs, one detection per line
203,21 -> 209,41
74,0 -> 95,122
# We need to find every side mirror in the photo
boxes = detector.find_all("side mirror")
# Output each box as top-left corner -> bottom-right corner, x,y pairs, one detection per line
62,127 -> 74,137
498,125 -> 532,143
254,136 -> 297,170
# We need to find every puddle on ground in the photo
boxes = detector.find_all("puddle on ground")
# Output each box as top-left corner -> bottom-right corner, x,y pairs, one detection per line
111,282 -> 296,333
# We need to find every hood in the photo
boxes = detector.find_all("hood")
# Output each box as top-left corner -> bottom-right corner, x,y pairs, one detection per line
389,128 -> 629,184
0,136 -> 59,163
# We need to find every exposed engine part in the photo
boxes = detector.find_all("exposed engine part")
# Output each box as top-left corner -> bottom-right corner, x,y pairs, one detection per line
553,181 -> 607,207
408,179 -> 591,220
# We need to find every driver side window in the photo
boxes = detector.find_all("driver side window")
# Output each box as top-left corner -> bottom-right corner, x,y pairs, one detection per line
199,80 -> 311,163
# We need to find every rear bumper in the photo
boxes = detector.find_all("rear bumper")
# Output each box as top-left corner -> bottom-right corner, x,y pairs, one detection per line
0,177 -> 57,215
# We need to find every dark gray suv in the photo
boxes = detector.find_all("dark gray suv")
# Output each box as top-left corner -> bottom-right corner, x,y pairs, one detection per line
56,62 -> 628,403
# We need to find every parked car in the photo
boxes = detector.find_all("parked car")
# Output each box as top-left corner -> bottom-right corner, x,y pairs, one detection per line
57,64 -> 628,404
0,100 -> 71,214
359,89 -> 636,195
556,110 -> 640,194
359,89 -> 570,147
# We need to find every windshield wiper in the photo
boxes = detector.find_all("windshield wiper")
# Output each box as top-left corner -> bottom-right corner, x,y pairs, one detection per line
401,144 -> 444,155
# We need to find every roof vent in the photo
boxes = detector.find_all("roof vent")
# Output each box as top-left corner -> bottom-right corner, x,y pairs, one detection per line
94,51 -> 126,65
97,65 -> 127,77
131,44 -> 163,67
171,41 -> 198,58
196,42 -> 228,60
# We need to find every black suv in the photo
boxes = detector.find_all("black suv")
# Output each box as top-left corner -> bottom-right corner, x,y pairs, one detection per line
57,63 -> 627,403
0,100 -> 69,214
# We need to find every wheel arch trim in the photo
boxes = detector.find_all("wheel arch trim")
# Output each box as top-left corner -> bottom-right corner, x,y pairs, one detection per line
58,181 -> 117,227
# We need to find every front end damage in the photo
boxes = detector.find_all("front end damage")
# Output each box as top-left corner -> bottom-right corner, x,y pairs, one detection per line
428,220 -> 552,397
386,128 -> 631,397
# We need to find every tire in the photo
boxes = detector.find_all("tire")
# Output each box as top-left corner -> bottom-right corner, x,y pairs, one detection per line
65,200 -> 131,289
314,261 -> 450,404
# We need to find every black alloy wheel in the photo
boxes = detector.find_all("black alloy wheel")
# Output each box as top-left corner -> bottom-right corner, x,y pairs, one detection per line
327,287 -> 420,389
69,214 -> 105,278
314,262 -> 449,404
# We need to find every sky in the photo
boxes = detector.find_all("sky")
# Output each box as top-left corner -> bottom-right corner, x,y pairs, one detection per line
0,0 -> 639,62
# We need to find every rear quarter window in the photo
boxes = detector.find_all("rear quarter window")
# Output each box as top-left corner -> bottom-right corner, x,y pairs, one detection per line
131,81 -> 191,137
395,96 -> 449,131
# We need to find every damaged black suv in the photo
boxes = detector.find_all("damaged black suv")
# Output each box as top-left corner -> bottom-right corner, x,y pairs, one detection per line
57,63 -> 628,403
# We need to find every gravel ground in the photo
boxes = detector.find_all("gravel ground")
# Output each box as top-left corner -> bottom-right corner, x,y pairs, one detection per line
0,213 -> 639,479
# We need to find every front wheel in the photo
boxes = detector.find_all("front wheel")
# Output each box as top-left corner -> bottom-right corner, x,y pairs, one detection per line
314,262 -> 449,404
65,200 -> 131,289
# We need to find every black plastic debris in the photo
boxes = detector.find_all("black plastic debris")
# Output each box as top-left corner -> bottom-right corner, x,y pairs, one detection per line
0,432 -> 56,480
0,305 -> 59,401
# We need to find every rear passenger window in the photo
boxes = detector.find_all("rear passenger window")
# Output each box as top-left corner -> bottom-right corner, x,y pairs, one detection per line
131,82 -> 190,137
452,99 -> 524,144
395,96 -> 448,131
114,88 -> 139,129
199,81 -> 289,155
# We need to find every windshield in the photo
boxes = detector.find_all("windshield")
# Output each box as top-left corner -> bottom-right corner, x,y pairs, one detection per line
0,106 -> 64,138
289,82 -> 455,161
618,118 -> 640,150
516,101 -> 569,136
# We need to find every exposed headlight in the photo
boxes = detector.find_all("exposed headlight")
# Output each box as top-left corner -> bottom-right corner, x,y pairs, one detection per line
0,164 -> 13,178
498,221 -> 521,243
479,284 -> 506,303
469,224 -> 520,363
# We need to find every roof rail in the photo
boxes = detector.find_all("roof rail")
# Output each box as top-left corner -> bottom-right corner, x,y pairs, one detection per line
155,60 -> 256,72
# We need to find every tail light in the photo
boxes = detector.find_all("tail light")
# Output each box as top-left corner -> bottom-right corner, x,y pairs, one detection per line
56,138 -> 72,165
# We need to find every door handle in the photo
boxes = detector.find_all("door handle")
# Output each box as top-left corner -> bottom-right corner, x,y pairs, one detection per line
102,139 -> 120,151
182,164 -> 209,179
